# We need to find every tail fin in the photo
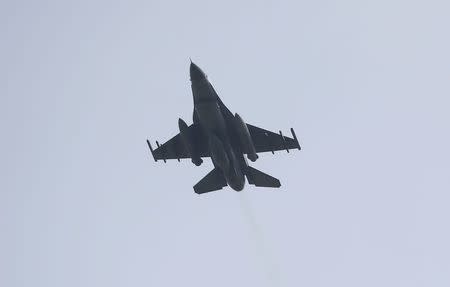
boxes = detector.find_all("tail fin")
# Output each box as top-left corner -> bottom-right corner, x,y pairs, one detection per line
245,166 -> 281,188
193,168 -> 227,194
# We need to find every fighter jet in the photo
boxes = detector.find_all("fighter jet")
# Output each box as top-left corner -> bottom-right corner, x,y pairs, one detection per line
147,61 -> 301,194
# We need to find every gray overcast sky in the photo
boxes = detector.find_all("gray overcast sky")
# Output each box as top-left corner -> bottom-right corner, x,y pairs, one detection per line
1,0 -> 450,286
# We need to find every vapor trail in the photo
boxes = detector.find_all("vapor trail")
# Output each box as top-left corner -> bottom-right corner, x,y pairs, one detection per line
238,193 -> 281,287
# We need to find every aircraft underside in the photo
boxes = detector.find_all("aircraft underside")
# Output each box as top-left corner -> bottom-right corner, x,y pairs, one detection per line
147,61 -> 301,194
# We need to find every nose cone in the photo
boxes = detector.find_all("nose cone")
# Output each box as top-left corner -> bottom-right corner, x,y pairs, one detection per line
190,61 -> 207,82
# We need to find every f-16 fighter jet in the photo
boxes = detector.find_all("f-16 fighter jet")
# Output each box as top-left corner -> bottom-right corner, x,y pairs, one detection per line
147,61 -> 301,194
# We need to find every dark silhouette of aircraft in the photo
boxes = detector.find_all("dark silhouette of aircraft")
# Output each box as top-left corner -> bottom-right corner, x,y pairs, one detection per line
147,61 -> 301,194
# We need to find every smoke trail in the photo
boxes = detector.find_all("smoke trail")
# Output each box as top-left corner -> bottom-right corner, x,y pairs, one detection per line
238,193 -> 281,287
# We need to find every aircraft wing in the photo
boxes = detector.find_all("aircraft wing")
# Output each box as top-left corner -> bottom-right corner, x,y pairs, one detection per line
146,124 -> 209,162
247,124 -> 301,154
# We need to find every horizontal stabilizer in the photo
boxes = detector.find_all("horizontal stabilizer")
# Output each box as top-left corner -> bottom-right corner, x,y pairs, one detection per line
245,166 -> 281,188
193,168 -> 227,194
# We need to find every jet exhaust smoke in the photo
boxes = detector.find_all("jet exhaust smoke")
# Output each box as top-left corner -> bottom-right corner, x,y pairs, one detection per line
238,193 -> 281,287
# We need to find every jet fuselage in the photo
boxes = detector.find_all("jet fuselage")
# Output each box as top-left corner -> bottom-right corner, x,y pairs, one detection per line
190,62 -> 245,191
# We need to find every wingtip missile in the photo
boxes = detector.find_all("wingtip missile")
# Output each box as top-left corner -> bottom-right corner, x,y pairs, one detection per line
146,139 -> 157,162
290,128 -> 301,150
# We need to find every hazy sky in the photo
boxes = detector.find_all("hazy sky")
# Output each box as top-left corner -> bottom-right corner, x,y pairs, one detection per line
2,0 -> 450,286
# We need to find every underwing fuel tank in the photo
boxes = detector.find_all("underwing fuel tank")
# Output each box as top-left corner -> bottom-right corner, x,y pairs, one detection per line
234,113 -> 258,162
209,134 -> 230,171
178,118 -> 203,166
